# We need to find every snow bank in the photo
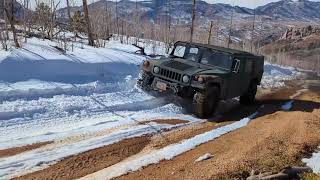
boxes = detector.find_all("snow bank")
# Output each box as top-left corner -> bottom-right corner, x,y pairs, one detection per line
81,112 -> 258,180
261,62 -> 301,88
0,38 -> 145,83
303,149 -> 320,174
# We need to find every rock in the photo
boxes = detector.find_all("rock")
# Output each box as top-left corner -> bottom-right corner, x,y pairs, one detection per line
280,26 -> 320,40
194,153 -> 214,163
246,166 -> 313,180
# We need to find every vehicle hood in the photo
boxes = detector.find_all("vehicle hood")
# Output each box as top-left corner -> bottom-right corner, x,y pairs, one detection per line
156,58 -> 229,76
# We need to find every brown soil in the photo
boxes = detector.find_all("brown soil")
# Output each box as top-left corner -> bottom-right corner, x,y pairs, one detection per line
0,141 -> 52,158
116,84 -> 320,180
15,121 -> 229,180
14,136 -> 151,180
148,121 -> 232,150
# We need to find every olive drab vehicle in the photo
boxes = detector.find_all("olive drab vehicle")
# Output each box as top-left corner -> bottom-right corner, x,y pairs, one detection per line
138,41 -> 264,118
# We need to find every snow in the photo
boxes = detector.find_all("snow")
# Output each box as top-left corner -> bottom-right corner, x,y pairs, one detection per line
0,36 -> 302,179
81,112 -> 258,180
281,100 -> 294,111
303,149 -> 320,174
194,153 -> 214,163
261,62 -> 301,88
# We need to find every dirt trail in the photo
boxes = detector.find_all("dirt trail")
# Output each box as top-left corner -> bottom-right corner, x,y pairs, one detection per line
14,77 -> 320,180
15,121 -> 229,180
0,141 -> 52,158
116,80 -> 320,180
14,136 -> 151,180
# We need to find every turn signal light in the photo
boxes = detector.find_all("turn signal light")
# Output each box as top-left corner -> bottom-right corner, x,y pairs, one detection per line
195,75 -> 205,83
143,60 -> 150,67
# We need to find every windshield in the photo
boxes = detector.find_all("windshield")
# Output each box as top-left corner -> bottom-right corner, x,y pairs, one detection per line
172,44 -> 201,62
200,50 -> 233,70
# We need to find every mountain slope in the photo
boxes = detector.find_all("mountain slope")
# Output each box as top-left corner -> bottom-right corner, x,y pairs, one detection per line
57,0 -> 320,22
256,0 -> 320,20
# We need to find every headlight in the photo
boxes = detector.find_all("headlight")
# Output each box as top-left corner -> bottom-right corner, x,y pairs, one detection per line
153,66 -> 160,74
182,75 -> 190,83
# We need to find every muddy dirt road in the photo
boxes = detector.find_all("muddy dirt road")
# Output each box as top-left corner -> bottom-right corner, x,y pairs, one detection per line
11,76 -> 320,180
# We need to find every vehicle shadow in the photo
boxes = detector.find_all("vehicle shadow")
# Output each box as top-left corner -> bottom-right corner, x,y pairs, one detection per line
208,98 -> 320,123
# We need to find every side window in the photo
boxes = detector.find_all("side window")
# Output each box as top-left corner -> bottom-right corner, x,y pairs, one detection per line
245,61 -> 253,73
185,47 -> 200,62
173,46 -> 186,58
233,59 -> 241,73
189,47 -> 199,54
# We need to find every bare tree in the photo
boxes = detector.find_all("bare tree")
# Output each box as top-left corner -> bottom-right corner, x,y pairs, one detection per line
66,0 -> 71,20
115,0 -> 119,36
82,0 -> 94,46
227,1 -> 235,48
4,0 -> 20,48
190,0 -> 196,42
207,21 -> 213,45
250,8 -> 256,53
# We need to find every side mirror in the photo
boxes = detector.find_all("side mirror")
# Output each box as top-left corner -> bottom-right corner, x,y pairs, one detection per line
233,59 -> 240,73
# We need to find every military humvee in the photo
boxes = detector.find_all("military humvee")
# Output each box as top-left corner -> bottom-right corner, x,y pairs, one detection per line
138,41 -> 264,118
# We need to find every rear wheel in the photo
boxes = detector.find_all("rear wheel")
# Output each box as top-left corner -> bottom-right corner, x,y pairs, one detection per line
193,86 -> 220,118
240,81 -> 258,105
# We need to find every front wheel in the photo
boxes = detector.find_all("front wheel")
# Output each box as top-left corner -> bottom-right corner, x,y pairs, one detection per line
240,81 -> 258,105
193,87 -> 220,118
137,71 -> 153,91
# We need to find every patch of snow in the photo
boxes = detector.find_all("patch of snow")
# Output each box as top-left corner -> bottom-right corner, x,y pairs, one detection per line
194,153 -> 214,163
0,49 -> 10,61
81,112 -> 258,180
281,100 -> 294,111
261,62 -> 301,88
303,149 -> 320,174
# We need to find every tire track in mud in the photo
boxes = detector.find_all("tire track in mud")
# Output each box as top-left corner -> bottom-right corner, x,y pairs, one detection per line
0,141 -> 53,158
13,136 -> 151,180
14,120 -> 223,180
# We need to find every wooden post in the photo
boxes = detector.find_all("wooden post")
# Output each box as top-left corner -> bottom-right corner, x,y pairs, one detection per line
207,21 -> 213,45
190,0 -> 196,42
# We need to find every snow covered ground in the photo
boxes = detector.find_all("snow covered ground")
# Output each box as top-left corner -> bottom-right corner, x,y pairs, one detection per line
0,37 -> 302,179
261,62 -> 301,88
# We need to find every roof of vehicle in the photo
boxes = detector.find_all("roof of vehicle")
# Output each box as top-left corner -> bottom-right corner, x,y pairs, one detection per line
176,41 -> 263,57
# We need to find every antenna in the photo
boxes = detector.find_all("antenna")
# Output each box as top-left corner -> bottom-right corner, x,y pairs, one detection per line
227,0 -> 235,48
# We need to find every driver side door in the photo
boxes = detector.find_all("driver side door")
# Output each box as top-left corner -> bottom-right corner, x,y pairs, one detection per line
227,59 -> 247,98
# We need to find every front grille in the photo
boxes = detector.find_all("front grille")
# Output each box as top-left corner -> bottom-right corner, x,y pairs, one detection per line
160,68 -> 182,82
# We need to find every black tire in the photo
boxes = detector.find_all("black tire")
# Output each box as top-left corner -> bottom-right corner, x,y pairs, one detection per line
137,71 -> 153,91
193,86 -> 220,118
240,81 -> 258,105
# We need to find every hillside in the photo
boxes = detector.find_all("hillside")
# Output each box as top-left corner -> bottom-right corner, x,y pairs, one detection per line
57,0 -> 320,23
261,25 -> 320,72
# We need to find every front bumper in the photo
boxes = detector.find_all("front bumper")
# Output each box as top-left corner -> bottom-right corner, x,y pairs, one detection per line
151,77 -> 183,94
